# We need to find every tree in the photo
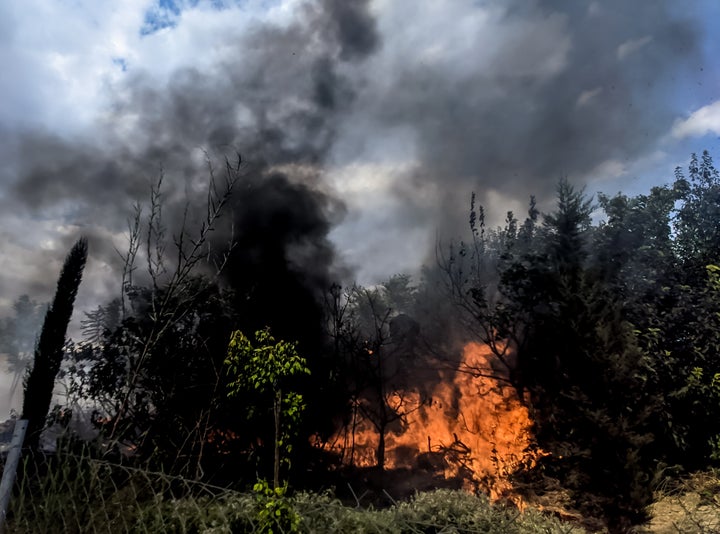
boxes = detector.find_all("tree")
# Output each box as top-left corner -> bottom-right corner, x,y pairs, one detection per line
0,295 -> 45,405
22,237 -> 88,449
323,281 -> 427,472
594,153 -> 720,470
225,328 -> 310,489
352,286 -> 407,470
442,181 -> 659,526
437,193 -> 540,395
106,157 -> 238,447
51,157 -> 241,480
68,277 -> 237,476
674,150 -> 720,276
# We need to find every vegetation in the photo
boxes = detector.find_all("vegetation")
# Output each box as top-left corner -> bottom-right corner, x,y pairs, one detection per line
441,151 -> 720,529
225,328 -> 310,489
6,447 -> 583,533
21,237 -> 88,450
6,150 -> 720,530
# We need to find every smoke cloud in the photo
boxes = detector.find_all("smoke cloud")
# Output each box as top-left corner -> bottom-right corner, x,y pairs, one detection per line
0,0 -> 710,310
333,0 -> 703,246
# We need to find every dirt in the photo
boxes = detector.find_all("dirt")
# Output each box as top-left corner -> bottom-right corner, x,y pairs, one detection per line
638,491 -> 720,533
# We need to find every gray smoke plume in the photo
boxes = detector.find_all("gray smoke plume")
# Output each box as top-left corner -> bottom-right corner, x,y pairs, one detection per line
2,0 -> 380,303
335,0 -> 703,247
0,0 -> 709,303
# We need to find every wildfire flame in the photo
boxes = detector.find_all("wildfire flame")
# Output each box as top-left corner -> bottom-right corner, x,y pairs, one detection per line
320,341 -> 542,501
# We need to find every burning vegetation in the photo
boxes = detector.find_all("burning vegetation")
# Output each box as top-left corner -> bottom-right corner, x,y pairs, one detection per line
5,151 -> 720,532
321,340 -> 541,502
0,1 -> 716,529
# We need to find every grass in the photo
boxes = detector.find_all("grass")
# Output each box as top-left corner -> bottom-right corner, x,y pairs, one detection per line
4,448 -> 586,533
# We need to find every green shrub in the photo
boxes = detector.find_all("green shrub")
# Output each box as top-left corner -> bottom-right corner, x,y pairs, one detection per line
293,491 -> 397,533
252,479 -> 301,533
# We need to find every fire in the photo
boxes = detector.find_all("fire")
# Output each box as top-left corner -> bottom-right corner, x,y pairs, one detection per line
319,341 -> 542,500
207,427 -> 241,452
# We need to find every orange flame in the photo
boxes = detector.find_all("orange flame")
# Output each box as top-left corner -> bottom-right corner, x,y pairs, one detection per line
206,427 -> 241,453
319,341 -> 543,501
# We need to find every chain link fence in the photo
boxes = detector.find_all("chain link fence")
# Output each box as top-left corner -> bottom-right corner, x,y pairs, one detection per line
6,447 -> 256,533
2,446 -> 585,533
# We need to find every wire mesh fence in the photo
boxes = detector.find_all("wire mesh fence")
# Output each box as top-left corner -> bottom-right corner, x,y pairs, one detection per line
5,447 -> 251,533
3,446 -> 586,533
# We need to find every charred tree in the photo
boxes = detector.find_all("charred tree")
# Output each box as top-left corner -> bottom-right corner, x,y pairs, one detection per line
22,237 -> 88,450
347,285 -> 424,471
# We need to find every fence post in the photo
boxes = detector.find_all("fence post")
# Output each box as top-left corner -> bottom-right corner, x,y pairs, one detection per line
0,419 -> 28,533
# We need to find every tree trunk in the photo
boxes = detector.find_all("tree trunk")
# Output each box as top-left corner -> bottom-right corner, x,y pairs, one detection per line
273,389 -> 281,489
377,425 -> 385,471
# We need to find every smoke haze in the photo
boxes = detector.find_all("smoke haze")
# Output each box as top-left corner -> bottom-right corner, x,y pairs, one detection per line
0,0 -> 716,416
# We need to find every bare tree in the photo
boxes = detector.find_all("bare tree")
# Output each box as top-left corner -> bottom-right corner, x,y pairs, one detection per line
103,154 -> 242,470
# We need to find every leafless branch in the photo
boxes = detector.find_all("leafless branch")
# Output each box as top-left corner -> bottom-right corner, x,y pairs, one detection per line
108,152 -> 243,444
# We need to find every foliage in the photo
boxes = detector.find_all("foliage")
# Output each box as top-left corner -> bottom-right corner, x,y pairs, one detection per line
492,181 -> 656,525
53,161 -> 242,479
673,150 -> 720,274
22,237 -> 88,449
225,328 -> 310,488
252,479 -> 301,534
439,159 -> 720,527
22,149 -> 720,530
63,277 -> 237,477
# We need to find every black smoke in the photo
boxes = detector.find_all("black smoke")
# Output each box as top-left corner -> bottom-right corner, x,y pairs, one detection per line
2,0 -> 709,299
217,171 -> 343,353
4,0 -> 379,310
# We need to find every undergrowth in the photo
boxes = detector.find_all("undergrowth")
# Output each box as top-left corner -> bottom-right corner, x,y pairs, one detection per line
4,448 -> 585,533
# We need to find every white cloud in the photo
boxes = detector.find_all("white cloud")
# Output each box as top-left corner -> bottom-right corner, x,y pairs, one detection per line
590,159 -> 628,181
0,0 -> 151,134
587,150 -> 667,183
0,0 -> 300,137
671,101 -> 720,139
617,35 -> 652,60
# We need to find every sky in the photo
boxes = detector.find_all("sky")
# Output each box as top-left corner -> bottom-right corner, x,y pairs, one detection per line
0,0 -> 719,324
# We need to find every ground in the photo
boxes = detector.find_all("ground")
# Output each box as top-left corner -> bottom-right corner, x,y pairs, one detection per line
639,472 -> 720,533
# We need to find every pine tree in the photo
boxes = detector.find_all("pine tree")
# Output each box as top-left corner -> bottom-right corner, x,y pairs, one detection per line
22,237 -> 88,449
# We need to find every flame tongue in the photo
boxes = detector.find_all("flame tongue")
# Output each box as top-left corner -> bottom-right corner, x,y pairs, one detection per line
323,341 -> 541,499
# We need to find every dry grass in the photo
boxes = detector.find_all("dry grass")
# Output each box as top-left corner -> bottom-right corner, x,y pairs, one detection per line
639,471 -> 720,533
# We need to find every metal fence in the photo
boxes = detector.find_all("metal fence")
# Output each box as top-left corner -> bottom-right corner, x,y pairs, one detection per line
6,447 -> 253,533
1,441 -> 587,534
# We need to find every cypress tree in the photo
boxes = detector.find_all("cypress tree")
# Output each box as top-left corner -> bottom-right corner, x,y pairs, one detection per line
22,237 -> 88,449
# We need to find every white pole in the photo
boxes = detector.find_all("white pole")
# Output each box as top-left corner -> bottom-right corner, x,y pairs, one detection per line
0,419 -> 28,534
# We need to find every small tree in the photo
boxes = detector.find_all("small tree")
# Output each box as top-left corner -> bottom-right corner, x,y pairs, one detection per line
22,237 -> 88,449
225,328 -> 310,489
0,295 -> 45,405
347,285 -> 425,471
